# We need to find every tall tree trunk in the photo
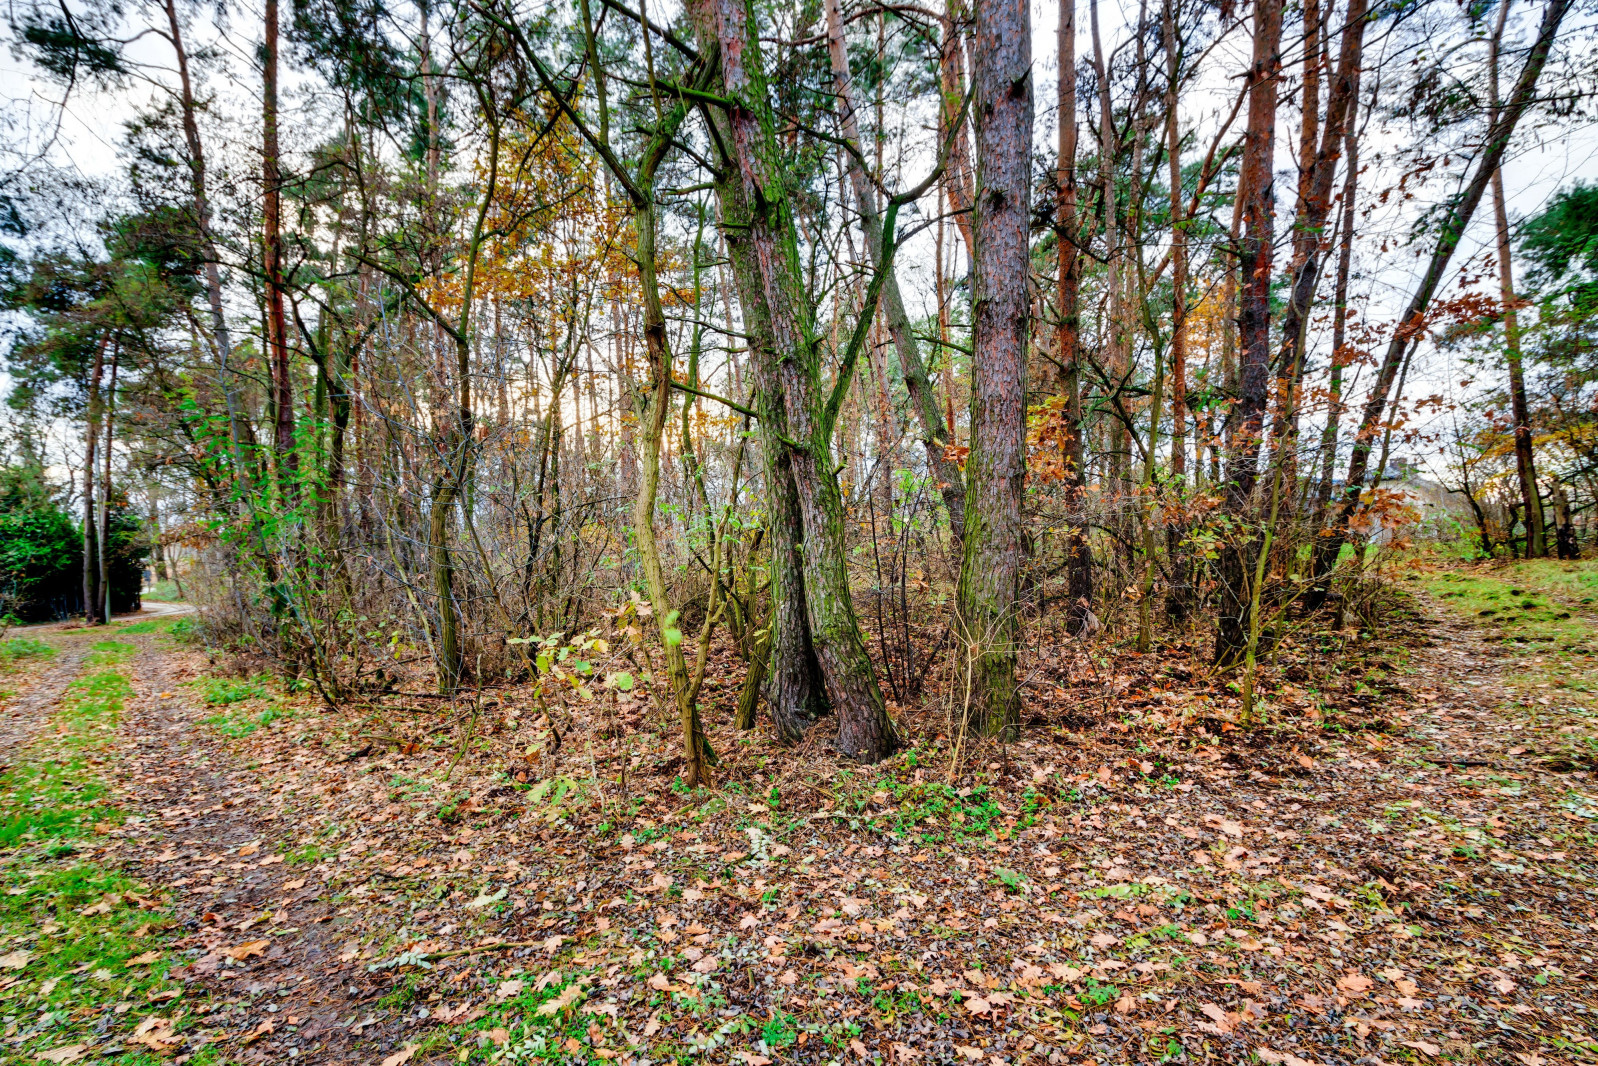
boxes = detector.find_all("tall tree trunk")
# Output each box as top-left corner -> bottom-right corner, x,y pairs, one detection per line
162,0 -> 257,519
824,0 -> 967,549
1491,0 -> 1545,557
700,0 -> 895,761
939,0 -> 976,260
1162,0 -> 1191,622
1313,70 -> 1362,532
957,0 -> 1032,737
1310,0 -> 1571,594
1215,0 -> 1283,665
1271,0 -> 1367,455
1057,0 -> 1095,634
264,0 -> 295,496
100,345 -> 120,620
82,335 -> 106,625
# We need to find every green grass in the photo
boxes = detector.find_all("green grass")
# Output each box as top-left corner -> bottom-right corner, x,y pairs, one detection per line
202,704 -> 290,737
0,669 -> 130,847
194,674 -> 270,706
0,635 -> 55,668
0,644 -> 204,1062
141,579 -> 185,602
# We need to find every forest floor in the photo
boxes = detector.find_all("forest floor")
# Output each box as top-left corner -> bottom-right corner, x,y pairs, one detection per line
0,557 -> 1596,1066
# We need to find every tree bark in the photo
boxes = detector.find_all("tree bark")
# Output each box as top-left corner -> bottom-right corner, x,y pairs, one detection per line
701,0 -> 896,761
1057,0 -> 1095,634
264,0 -> 295,495
957,0 -> 1031,737
1162,0 -> 1192,622
82,334 -> 106,625
1215,0 -> 1283,665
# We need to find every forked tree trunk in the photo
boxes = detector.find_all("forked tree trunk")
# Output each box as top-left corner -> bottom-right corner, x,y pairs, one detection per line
957,0 -> 1032,736
700,0 -> 895,760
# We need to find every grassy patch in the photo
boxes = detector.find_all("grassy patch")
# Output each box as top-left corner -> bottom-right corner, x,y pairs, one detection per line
0,635 -> 55,669
0,669 -> 130,847
0,645 -> 203,1062
194,675 -> 270,707
202,703 -> 290,738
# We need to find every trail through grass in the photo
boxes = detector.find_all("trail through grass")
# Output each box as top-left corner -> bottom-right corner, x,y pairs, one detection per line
0,634 -> 200,1064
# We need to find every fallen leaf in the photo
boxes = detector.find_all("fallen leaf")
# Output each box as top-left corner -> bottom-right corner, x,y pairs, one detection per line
739,913 -> 760,930
488,1029 -> 510,1047
0,950 -> 33,970
1199,1003 -> 1234,1034
124,951 -> 161,966
1336,972 -> 1372,995
955,1047 -> 985,1061
238,843 -> 260,857
380,1045 -> 419,1066
849,1038 -> 868,1058
736,1054 -> 773,1066
495,979 -> 524,1001
129,1016 -> 182,1051
1402,1040 -> 1441,1057
223,940 -> 268,961
1256,1050 -> 1317,1066
240,1018 -> 275,1045
36,1045 -> 87,1064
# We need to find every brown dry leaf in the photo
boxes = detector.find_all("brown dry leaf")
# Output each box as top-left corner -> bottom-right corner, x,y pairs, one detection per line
735,1053 -> 773,1066
238,843 -> 260,857
380,1045 -> 419,1066
223,939 -> 269,961
124,951 -> 161,966
848,1038 -> 868,1058
1199,1003 -> 1234,1034
1336,972 -> 1372,995
239,1018 -> 275,1045
1402,1040 -> 1441,1057
495,979 -> 525,1001
0,950 -> 33,970
282,878 -> 306,891
962,995 -> 991,1015
36,1045 -> 88,1064
1257,1050 -> 1318,1066
129,1016 -> 182,1052
954,1046 -> 984,1061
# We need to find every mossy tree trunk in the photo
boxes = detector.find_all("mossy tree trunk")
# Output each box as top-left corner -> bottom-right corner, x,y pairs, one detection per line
956,0 -> 1032,738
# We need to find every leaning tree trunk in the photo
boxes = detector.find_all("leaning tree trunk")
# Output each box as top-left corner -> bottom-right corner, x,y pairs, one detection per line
957,0 -> 1032,737
1310,0 -> 1572,598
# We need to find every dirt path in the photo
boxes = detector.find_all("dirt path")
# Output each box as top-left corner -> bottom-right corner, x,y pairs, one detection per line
0,638 -> 90,755
103,633 -> 409,1063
